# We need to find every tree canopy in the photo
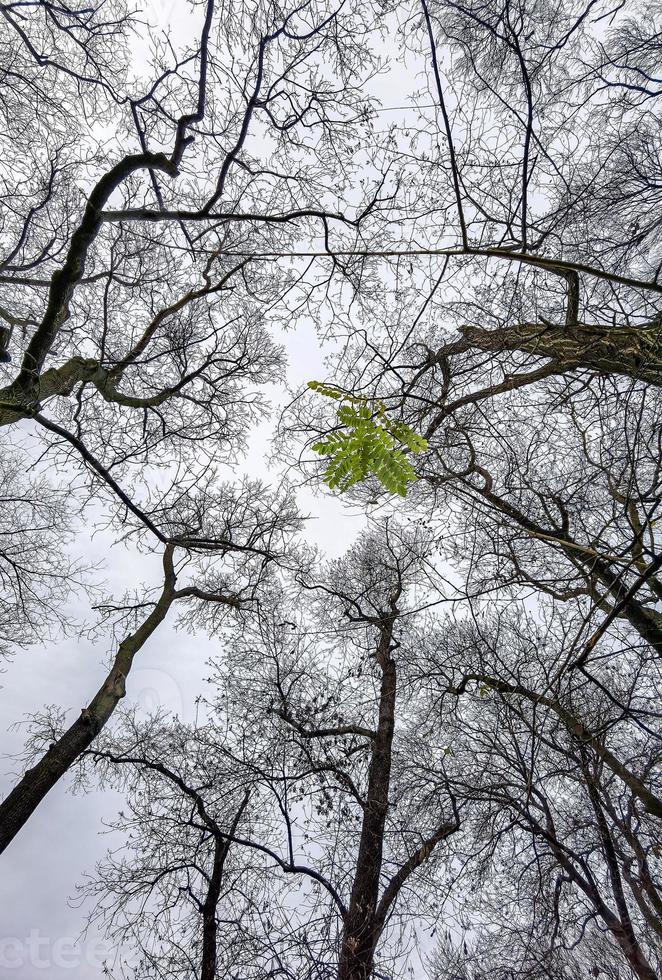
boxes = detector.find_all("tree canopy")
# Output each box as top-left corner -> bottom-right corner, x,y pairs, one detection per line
0,1 -> 660,978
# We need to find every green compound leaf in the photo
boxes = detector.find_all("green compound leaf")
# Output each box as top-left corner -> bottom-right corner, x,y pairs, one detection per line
307,380 -> 348,401
307,381 -> 428,496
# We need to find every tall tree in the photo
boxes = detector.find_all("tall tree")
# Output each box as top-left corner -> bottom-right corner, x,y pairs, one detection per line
424,608 -> 662,980
78,527 -> 460,979
0,0 -> 385,850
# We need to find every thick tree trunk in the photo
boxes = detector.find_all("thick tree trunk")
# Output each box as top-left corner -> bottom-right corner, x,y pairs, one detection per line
338,630 -> 396,980
0,151 -> 178,424
0,547 -> 176,854
0,357 -> 105,425
459,319 -> 662,387
200,793 -> 248,980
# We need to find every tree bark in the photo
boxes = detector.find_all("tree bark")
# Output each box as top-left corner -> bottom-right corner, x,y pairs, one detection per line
200,836 -> 226,980
458,318 -> 662,387
338,625 -> 396,980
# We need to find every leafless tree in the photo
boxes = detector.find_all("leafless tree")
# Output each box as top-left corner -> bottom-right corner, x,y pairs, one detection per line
0,478 -> 300,852
0,0 -> 387,851
79,527 -> 461,979
419,607 -> 661,980
275,7 -> 662,974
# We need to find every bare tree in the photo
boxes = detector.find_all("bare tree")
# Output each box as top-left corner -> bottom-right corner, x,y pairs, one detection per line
0,478 -> 300,852
77,713 -> 271,980
0,0 -> 386,851
78,527 -> 460,979
421,608 -> 661,980
275,13 -> 662,971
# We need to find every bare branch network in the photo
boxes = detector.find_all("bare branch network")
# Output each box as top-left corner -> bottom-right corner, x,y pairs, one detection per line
0,0 -> 660,979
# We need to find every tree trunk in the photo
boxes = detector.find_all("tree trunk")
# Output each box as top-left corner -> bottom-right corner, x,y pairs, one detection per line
0,547 -> 176,854
459,318 -> 662,387
199,794 -> 248,980
200,836 -> 226,980
338,628 -> 396,980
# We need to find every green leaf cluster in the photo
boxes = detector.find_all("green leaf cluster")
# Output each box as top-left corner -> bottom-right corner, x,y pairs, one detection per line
308,381 -> 428,496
